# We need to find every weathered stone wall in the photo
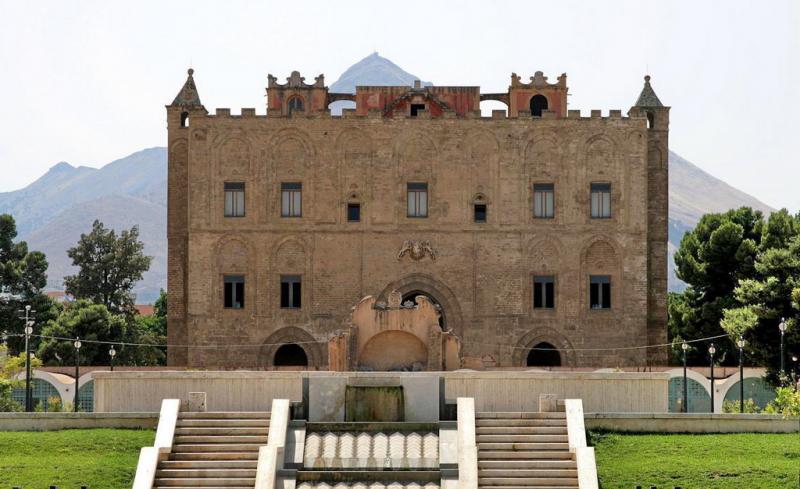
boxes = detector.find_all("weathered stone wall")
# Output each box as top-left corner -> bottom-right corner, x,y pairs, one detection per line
167,106 -> 666,368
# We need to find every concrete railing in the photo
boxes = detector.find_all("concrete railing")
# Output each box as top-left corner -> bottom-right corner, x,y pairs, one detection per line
255,398 -> 290,489
131,399 -> 180,489
456,397 -> 478,489
564,399 -> 598,489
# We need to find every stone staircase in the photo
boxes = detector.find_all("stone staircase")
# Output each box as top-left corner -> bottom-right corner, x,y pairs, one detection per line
152,411 -> 270,488
475,411 -> 578,489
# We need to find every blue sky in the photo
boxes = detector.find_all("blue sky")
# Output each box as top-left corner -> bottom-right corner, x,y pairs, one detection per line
0,0 -> 798,210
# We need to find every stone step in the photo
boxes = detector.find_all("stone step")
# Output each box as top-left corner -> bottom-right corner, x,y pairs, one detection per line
154,478 -> 255,487
174,427 -> 270,436
160,460 -> 258,469
476,427 -> 567,435
476,412 -> 565,419
156,468 -> 257,478
154,487 -> 253,489
177,418 -> 270,428
179,411 -> 270,419
173,435 -> 268,444
478,478 -> 578,487
476,419 -> 566,427
169,451 -> 260,460
478,442 -> 570,450
172,443 -> 263,453
478,469 -> 578,478
478,460 -> 576,470
297,484 -> 440,489
478,450 -> 572,460
476,435 -> 568,443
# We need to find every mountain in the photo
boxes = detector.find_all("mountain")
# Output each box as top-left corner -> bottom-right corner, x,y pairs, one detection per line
0,147 -> 167,303
0,56 -> 777,302
328,52 -> 431,115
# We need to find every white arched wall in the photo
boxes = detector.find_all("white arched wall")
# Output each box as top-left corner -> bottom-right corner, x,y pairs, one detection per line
14,369 -> 101,410
665,367 -> 768,413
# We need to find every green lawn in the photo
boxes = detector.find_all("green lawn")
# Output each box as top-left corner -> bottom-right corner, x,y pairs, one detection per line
0,429 -> 154,488
591,431 -> 800,489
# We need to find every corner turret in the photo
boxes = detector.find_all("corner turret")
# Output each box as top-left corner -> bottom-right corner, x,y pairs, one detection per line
167,68 -> 207,129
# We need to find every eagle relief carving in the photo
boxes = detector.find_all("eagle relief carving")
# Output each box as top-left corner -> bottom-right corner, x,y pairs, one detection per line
397,240 -> 437,261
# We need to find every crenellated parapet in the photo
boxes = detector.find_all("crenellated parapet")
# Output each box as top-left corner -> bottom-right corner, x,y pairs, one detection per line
266,70 -> 329,116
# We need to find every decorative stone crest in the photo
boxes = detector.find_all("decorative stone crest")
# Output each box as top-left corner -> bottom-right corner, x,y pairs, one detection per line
397,240 -> 437,261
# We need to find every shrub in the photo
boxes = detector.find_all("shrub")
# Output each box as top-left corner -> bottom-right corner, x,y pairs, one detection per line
722,398 -> 761,413
763,387 -> 800,417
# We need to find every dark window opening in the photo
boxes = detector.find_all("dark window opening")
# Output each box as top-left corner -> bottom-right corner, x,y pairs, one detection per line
474,204 -> 487,223
281,275 -> 302,308
347,203 -> 361,222
281,182 -> 302,217
530,95 -> 549,117
273,344 -> 309,367
533,183 -> 555,219
288,97 -> 305,116
533,276 -> 555,309
180,111 -> 189,127
410,103 -> 426,117
646,111 -> 655,129
224,275 -> 245,309
224,182 -> 245,217
590,183 -> 612,219
526,342 -> 561,367
407,182 -> 428,217
590,275 -> 611,309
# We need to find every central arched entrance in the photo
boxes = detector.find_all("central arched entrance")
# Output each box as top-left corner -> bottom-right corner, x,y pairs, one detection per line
378,274 -> 463,336
273,343 -> 309,367
359,330 -> 428,371
526,342 -> 561,367
402,290 -> 444,329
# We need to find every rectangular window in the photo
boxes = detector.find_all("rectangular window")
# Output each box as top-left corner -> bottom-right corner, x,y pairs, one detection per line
474,204 -> 487,223
347,203 -> 361,222
281,182 -> 302,217
590,183 -> 611,219
589,275 -> 611,309
223,275 -> 245,309
280,275 -> 302,309
533,276 -> 555,309
224,182 -> 245,217
407,183 -> 428,218
533,183 -> 555,219
410,104 -> 426,117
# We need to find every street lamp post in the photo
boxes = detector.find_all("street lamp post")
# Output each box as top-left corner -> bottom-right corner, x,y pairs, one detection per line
19,305 -> 35,412
109,345 -> 116,372
708,343 -> 716,414
681,341 -> 689,413
737,337 -> 746,414
792,355 -> 799,392
73,337 -> 82,413
778,318 -> 787,382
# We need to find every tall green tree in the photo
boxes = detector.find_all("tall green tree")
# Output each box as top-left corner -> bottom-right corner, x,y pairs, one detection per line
64,220 -> 152,316
670,207 -> 764,364
670,207 -> 800,372
0,214 -> 57,355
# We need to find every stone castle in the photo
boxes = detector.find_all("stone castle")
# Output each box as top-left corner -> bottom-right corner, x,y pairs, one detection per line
166,68 -> 669,369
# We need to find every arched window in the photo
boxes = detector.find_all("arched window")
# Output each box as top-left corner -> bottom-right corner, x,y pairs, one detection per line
530,95 -> 549,117
180,111 -> 189,127
288,96 -> 305,116
273,343 -> 309,367
646,111 -> 655,129
402,291 -> 445,329
526,342 -> 561,367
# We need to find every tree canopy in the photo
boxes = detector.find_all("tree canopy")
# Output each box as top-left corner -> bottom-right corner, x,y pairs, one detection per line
670,207 -> 800,377
64,220 -> 152,315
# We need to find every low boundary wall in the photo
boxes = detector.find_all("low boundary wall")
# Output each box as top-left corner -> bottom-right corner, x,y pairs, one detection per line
445,371 -> 669,413
93,370 -> 669,413
0,412 -> 158,431
585,413 -> 800,433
